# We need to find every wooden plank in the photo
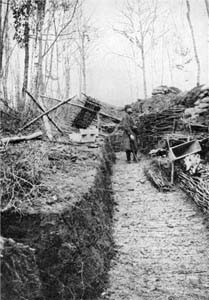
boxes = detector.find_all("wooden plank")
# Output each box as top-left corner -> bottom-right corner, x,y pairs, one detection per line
25,90 -> 63,134
40,95 -> 121,122
19,96 -> 77,132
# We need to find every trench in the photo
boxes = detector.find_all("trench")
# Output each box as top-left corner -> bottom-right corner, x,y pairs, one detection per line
1,138 -> 116,300
99,154 -> 209,300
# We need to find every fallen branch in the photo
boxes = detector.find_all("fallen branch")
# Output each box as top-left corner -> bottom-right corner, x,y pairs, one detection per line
1,131 -> 43,144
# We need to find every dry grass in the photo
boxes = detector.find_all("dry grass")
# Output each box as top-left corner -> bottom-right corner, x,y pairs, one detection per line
0,142 -> 50,211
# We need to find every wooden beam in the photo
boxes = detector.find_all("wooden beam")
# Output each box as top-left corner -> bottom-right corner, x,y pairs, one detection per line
19,96 -> 76,132
25,90 -> 63,134
40,95 -> 121,123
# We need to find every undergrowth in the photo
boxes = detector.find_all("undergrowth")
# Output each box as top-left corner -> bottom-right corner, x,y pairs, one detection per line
0,143 -> 50,211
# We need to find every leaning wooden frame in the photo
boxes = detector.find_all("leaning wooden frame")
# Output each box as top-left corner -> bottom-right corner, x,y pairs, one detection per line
19,94 -> 77,133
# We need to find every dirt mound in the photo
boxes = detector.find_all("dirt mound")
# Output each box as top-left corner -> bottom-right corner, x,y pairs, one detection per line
1,138 -> 116,300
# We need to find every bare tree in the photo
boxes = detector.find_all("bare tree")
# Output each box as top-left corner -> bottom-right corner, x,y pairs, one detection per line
22,0 -> 31,100
32,0 -> 46,99
11,0 -> 35,105
0,0 -> 3,75
73,4 -> 99,96
0,0 -> 10,97
114,0 -> 160,98
186,0 -> 200,86
40,0 -> 80,98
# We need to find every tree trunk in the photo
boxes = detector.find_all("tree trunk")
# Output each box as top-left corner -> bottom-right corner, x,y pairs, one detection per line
141,46 -> 147,99
167,48 -> 173,85
2,20 -> 9,100
0,0 -> 3,75
160,37 -> 164,85
205,0 -> 209,18
22,0 -> 31,105
14,62 -> 21,109
65,55 -> 71,99
33,0 -> 46,100
81,31 -> 87,94
186,0 -> 201,86
0,0 -> 10,96
32,1 -> 52,139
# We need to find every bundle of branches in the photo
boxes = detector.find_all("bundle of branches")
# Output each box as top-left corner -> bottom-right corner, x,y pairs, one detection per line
137,107 -> 184,153
144,159 -> 173,192
177,170 -> 209,212
0,143 -> 50,211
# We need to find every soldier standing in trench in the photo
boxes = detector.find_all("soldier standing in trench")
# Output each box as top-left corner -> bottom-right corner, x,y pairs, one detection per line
121,105 -> 138,163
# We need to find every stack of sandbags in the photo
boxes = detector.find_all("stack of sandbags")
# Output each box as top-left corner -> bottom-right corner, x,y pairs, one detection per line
193,96 -> 209,115
183,85 -> 209,120
152,85 -> 181,96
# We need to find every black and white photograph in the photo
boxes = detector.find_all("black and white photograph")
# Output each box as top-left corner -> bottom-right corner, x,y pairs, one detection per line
0,0 -> 209,299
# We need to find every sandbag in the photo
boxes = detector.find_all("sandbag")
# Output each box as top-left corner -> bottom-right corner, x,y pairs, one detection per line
201,97 -> 209,103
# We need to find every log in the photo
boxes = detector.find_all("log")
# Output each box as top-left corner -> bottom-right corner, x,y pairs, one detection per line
25,90 -> 63,134
1,131 -> 43,144
19,96 -> 77,132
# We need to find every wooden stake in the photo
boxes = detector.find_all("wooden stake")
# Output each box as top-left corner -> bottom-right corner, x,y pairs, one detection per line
171,162 -> 174,184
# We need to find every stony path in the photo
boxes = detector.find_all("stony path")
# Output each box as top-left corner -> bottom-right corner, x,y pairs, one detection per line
101,154 -> 209,300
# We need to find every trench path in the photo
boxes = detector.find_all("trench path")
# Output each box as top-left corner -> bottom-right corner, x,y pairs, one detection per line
102,154 -> 209,300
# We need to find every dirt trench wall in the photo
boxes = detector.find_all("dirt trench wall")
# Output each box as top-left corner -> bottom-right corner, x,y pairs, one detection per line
1,139 -> 116,300
1,237 -> 42,300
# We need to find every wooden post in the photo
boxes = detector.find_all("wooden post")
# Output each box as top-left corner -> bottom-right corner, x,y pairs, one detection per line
97,112 -> 101,131
171,162 -> 174,184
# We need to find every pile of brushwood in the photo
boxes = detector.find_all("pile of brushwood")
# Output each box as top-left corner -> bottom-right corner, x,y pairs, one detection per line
135,85 -> 209,154
0,142 -> 53,211
136,107 -> 184,153
177,169 -> 209,212
144,158 -> 173,192
145,156 -> 209,213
